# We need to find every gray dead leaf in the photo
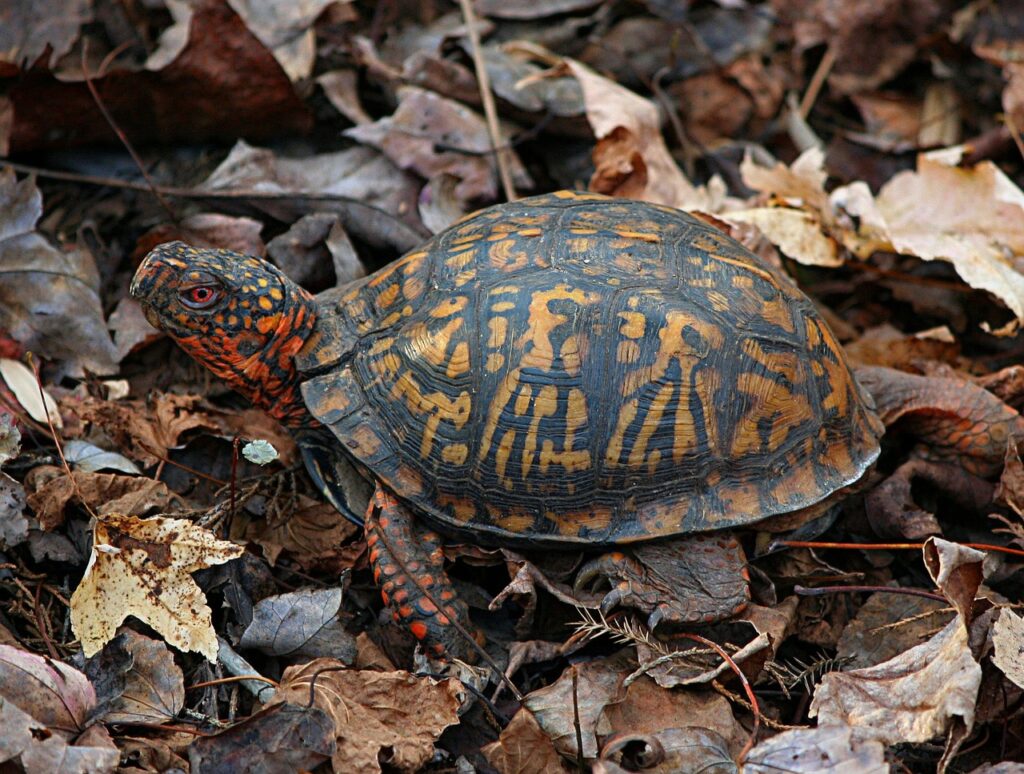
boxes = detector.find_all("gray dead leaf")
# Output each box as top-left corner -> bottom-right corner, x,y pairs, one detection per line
267,214 -> 365,290
239,587 -> 357,662
419,174 -> 466,234
992,608 -> 1024,691
200,140 -> 421,227
744,724 -> 887,773
345,85 -> 533,203
0,471 -> 27,549
226,0 -> 341,81
0,413 -> 20,464
0,358 -> 61,429
0,697 -> 119,774
86,630 -> 185,725
810,617 -> 981,745
108,297 -> 159,362
63,440 -> 141,475
317,69 -> 372,125
0,171 -> 118,377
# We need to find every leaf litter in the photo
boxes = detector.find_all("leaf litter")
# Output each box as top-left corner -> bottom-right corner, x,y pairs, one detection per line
4,1 -> 1024,771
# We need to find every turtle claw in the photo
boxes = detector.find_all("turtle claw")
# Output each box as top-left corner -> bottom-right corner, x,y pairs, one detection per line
647,606 -> 666,631
599,586 -> 626,617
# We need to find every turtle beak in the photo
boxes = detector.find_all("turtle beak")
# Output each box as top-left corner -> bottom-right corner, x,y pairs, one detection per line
141,302 -> 163,330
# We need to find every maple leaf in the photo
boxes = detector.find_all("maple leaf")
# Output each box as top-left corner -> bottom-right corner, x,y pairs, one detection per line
70,514 -> 243,661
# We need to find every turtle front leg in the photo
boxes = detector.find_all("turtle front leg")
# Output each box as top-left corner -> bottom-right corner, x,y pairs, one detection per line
365,485 -> 481,661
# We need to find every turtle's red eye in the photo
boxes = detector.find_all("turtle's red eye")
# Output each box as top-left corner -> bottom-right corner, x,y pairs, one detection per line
181,285 -> 220,309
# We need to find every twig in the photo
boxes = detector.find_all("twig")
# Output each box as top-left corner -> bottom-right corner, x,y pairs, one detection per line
80,40 -> 176,221
776,539 -> 1024,559
572,666 -> 586,773
457,0 -> 517,201
795,584 -> 947,603
798,44 -> 836,119
216,636 -> 277,704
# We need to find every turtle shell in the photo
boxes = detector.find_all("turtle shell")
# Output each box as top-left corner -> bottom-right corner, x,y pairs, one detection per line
298,191 -> 883,547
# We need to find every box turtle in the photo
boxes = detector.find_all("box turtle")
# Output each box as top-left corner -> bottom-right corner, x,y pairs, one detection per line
131,191 -> 885,660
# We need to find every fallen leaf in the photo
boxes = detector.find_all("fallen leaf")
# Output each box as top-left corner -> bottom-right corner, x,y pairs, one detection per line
70,513 -> 244,660
837,592 -> 954,669
25,468 -> 180,530
85,630 -> 184,725
992,609 -> 1024,691
724,206 -> 842,267
872,154 -> 1024,321
523,653 -> 629,759
566,59 -> 711,210
475,0 -> 603,19
0,643 -> 97,733
225,0 -> 340,81
0,171 -> 117,376
0,0 -> 91,70
810,617 -> 982,745
272,660 -> 462,773
239,588 -> 357,662
483,708 -> 572,774
0,411 -> 19,463
240,495 -> 360,570
62,440 -> 141,475
187,702 -> 335,772
346,85 -> 532,203
0,358 -> 62,429
107,297 -> 160,362
0,697 -> 119,774
923,537 -> 985,623
744,724 -> 887,773
0,471 -> 27,549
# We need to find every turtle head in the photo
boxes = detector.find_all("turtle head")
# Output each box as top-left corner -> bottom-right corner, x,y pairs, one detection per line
131,241 -> 318,427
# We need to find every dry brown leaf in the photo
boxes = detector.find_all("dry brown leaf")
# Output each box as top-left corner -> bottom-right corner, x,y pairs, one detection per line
0,170 -> 118,376
272,660 -> 462,773
0,358 -> 62,428
871,153 -> 1024,320
837,592 -> 954,669
85,630 -> 185,726
346,85 -> 532,203
483,708 -> 572,774
70,513 -> 244,661
744,724 -> 887,773
240,496 -> 359,569
225,0 -> 340,81
523,653 -> 629,759
809,617 -> 981,745
25,467 -> 180,530
923,537 -> 985,622
992,609 -> 1024,691
566,59 -> 711,210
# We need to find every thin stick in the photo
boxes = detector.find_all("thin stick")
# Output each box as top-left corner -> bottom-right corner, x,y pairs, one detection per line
457,0 -> 517,202
799,44 -> 836,119
80,41 -> 176,221
572,666 -> 586,773
795,584 -> 947,603
777,539 -> 1024,559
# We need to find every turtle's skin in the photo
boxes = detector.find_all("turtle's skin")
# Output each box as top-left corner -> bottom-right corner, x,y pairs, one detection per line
131,191 -> 884,660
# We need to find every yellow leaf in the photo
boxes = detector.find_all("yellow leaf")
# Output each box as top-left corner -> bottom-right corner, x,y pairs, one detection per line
70,513 -> 243,661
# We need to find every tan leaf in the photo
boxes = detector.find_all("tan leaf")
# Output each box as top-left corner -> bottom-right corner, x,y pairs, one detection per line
70,513 -> 243,661
745,724 -> 887,773
0,358 -> 62,429
272,660 -> 462,773
725,207 -> 842,267
810,617 -> 981,745
25,467 -> 180,530
992,609 -> 1024,691
483,708 -> 572,774
872,154 -> 1024,320
566,59 -> 709,210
